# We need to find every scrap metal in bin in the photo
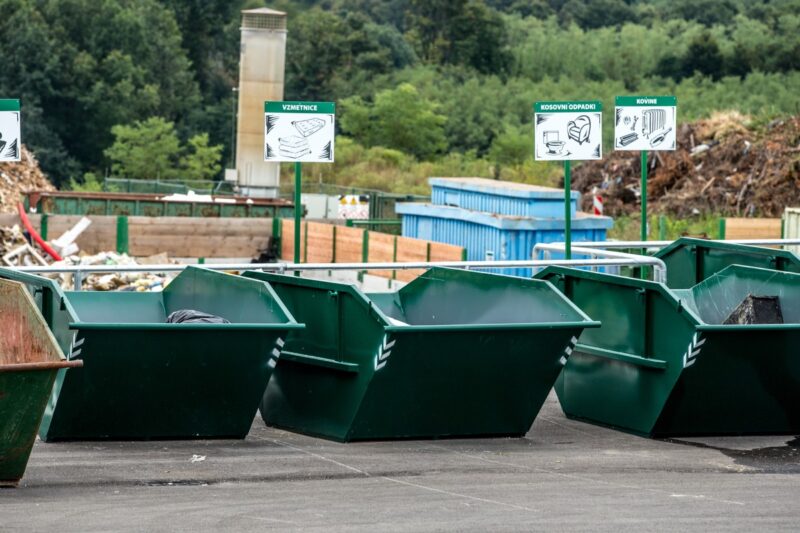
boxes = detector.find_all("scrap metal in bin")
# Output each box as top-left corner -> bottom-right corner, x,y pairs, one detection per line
537,265 -> 800,437
656,237 -> 800,288
0,266 -> 303,441
244,267 -> 599,442
0,279 -> 82,487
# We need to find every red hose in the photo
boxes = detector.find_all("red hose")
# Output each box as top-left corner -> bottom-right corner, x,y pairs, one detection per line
17,202 -> 62,261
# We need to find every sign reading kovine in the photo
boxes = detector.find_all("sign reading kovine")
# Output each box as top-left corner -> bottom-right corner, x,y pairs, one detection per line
534,101 -> 602,161
0,99 -> 21,162
614,96 -> 677,151
264,101 -> 335,163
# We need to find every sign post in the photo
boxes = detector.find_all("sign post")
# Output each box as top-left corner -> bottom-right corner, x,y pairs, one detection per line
614,96 -> 677,244
534,100 -> 603,259
264,101 -> 335,263
0,99 -> 21,162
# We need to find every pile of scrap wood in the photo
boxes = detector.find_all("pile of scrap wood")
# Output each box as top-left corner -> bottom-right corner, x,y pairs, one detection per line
570,112 -> 800,218
0,215 -> 172,291
0,144 -> 55,213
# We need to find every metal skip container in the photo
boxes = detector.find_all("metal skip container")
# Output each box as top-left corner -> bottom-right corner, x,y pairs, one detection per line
0,267 -> 302,441
0,279 -> 82,486
244,267 -> 599,441
537,265 -> 800,437
656,237 -> 800,288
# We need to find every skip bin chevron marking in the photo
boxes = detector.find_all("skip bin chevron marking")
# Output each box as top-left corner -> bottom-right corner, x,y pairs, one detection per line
560,336 -> 579,366
268,337 -> 285,369
375,336 -> 396,371
682,334 -> 705,368
69,335 -> 85,359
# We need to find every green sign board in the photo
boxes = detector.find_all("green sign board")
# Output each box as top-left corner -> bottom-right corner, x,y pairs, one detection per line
534,101 -> 602,113
614,95 -> 677,151
615,96 -> 677,107
264,101 -> 335,163
534,100 -> 603,161
264,101 -> 336,114
0,99 -> 21,162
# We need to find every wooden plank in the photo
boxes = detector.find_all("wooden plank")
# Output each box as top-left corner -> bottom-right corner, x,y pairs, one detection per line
395,236 -> 429,282
429,242 -> 464,262
724,218 -> 782,240
46,215 -> 117,254
305,221 -> 335,263
334,226 -> 364,263
280,219 -> 307,261
129,235 -> 267,258
368,231 -> 395,278
128,217 -> 272,237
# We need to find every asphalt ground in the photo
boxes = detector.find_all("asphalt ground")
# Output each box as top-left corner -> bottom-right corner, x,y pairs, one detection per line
2,392 -> 799,532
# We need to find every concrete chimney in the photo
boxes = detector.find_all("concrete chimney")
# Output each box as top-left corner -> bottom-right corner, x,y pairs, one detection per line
235,8 -> 287,198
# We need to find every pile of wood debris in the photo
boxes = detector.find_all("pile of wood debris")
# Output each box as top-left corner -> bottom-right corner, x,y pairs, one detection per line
571,112 -> 800,218
0,144 -> 55,213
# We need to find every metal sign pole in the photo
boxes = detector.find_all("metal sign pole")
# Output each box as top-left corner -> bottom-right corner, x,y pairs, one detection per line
294,161 -> 302,264
565,159 -> 572,260
641,150 -> 647,242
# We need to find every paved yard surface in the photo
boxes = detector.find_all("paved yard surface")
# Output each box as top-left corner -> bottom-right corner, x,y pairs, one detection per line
2,393 -> 799,531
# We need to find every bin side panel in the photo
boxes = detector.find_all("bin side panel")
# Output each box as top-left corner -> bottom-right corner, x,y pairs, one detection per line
259,282 -> 386,441
684,266 -> 800,324
67,292 -> 166,324
543,271 -> 692,435
661,240 -> 800,289
163,268 -> 288,324
0,370 -> 58,485
348,328 -> 580,440
43,329 -> 280,440
655,330 -> 800,436
397,268 -> 586,325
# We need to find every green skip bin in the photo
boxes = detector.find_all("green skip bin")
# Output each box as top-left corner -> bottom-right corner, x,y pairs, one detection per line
243,267 -> 598,442
0,267 -> 302,441
0,279 -> 82,486
656,237 -> 800,288
537,265 -> 800,437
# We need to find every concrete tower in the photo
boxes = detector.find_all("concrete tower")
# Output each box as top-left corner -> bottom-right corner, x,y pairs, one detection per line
235,8 -> 287,198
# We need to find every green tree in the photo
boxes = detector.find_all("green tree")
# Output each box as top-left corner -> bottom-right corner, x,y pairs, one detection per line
340,84 -> 447,159
182,133 -> 223,181
104,117 -> 182,180
489,126 -> 530,168
407,0 -> 511,75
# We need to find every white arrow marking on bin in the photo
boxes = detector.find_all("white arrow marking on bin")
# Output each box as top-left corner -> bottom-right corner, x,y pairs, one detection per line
267,338 -> 285,370
682,333 -> 705,369
560,336 -> 579,366
375,337 -> 396,371
69,334 -> 85,359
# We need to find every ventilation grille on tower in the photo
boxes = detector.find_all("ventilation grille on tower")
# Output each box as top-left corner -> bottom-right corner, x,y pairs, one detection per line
242,10 -> 287,30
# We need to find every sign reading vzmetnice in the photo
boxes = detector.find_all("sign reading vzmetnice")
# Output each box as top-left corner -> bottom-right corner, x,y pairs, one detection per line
614,96 -> 677,151
0,99 -> 21,162
264,101 -> 335,163
534,101 -> 602,161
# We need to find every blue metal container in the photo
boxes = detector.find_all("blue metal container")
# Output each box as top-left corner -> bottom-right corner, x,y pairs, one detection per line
396,203 -> 612,277
430,177 -> 579,218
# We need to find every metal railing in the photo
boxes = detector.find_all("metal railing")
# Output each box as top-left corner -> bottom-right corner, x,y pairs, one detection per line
15,258 -> 668,291
554,239 -> 800,250
532,243 -> 667,283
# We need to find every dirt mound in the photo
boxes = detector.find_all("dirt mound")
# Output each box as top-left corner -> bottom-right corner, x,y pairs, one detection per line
0,144 -> 55,213
570,112 -> 800,218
